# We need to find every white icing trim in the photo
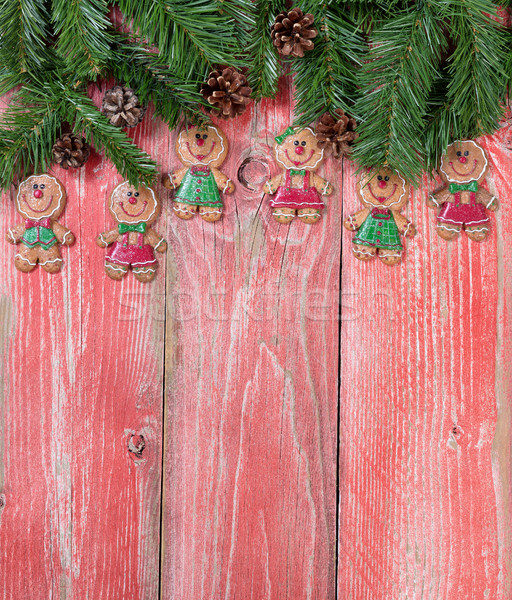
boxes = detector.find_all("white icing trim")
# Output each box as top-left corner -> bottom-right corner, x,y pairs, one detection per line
8,228 -> 17,243
99,233 -> 108,246
437,224 -> 461,232
429,195 -> 440,207
222,179 -> 232,193
378,251 -> 402,257
110,182 -> 157,225
486,196 -> 496,208
16,175 -> 64,219
133,267 -> 156,273
352,247 -> 375,256
167,175 -> 177,189
272,211 -> 295,218
360,171 -> 407,208
105,264 -> 128,272
199,209 -> 223,215
62,230 -> 72,245
177,126 -> 226,166
39,257 -> 62,266
440,140 -> 488,184
109,257 -> 157,266
466,226 -> 489,233
272,200 -> 324,207
297,213 -> 320,218
154,238 -> 165,251
403,222 -> 412,237
173,206 -> 194,214
15,253 -> 37,265
348,215 -> 356,229
440,217 -> 489,225
275,128 -> 324,171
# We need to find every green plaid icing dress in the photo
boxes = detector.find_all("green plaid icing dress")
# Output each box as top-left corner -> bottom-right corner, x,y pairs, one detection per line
353,207 -> 402,250
175,165 -> 222,208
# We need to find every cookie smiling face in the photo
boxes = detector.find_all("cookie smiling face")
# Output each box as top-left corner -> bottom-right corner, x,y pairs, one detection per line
176,125 -> 228,167
440,140 -> 488,184
16,175 -> 66,220
359,168 -> 409,210
110,182 -> 160,225
274,127 -> 324,170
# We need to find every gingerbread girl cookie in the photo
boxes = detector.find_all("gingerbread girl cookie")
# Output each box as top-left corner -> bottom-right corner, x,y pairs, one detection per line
427,140 -> 498,242
344,167 -> 416,265
97,182 -> 167,282
163,124 -> 234,222
263,126 -> 333,224
6,174 -> 74,273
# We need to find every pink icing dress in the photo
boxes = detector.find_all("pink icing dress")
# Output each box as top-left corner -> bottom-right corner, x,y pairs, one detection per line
269,170 -> 324,210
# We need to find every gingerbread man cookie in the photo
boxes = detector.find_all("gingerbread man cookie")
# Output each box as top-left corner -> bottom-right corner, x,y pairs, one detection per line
427,140 -> 498,242
6,174 -> 74,273
263,126 -> 333,224
344,168 -> 416,266
97,182 -> 167,282
163,124 -> 234,222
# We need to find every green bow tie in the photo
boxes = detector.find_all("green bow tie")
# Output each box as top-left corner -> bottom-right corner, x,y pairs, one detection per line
289,169 -> 306,177
449,181 -> 478,194
118,222 -> 146,234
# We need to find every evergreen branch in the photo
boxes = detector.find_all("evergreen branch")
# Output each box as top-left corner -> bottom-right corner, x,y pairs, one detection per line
0,0 -> 53,73
293,2 -> 363,127
352,2 -> 447,183
425,0 -> 508,171
52,0 -> 112,79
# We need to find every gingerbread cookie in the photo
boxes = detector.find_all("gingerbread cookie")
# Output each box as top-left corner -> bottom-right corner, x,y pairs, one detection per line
344,168 -> 416,266
6,174 -> 74,273
427,140 -> 498,242
96,182 -> 167,282
263,126 -> 333,224
163,124 -> 234,222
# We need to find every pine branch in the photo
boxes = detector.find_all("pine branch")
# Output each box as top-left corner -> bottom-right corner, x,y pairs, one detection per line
352,2 -> 447,183
52,0 -> 112,79
0,0 -> 53,73
293,2 -> 363,127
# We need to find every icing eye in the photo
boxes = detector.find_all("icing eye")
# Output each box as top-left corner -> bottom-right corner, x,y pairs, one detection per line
464,150 -> 469,156
384,176 -> 389,182
32,184 -> 38,189
294,140 -> 299,146
127,191 -> 132,197
301,141 -> 306,146
202,134 -> 208,139
40,184 -> 45,189
377,176 -> 382,181
456,151 -> 462,157
134,192 -> 139,197
195,133 -> 201,139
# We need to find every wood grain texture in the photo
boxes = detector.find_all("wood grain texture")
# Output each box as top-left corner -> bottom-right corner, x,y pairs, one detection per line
0,86 -> 165,598
338,132 -> 508,599
161,80 -> 340,599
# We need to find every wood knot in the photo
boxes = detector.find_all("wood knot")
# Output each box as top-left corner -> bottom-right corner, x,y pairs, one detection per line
128,433 -> 146,458
237,156 -> 270,192
0,494 -> 5,510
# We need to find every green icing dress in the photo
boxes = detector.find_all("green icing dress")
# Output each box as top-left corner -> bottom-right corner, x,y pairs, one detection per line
353,207 -> 402,250
21,221 -> 57,249
175,165 -> 223,208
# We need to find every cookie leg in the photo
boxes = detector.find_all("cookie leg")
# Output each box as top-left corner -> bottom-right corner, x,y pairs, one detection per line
105,260 -> 128,280
436,221 -> 461,241
133,265 -> 157,283
173,202 -> 196,220
199,206 -> 223,223
272,208 -> 295,224
39,247 -> 63,273
352,243 -> 376,261
465,223 -> 489,242
14,247 -> 38,272
297,208 -> 322,224
377,248 -> 403,266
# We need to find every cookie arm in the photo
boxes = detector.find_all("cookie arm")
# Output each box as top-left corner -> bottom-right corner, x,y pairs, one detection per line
163,168 -> 189,190
6,223 -> 25,244
211,167 -> 235,194
311,173 -> 333,195
145,228 -> 167,253
52,221 -> 75,246
343,208 -> 370,232
477,188 -> 499,211
96,229 -> 119,248
427,187 -> 451,210
263,174 -> 284,195
394,213 -> 416,237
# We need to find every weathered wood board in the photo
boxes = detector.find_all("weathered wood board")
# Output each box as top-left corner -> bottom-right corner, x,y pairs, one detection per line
0,79 -> 510,599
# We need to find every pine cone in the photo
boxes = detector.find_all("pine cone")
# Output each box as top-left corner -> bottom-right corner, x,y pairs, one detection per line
101,86 -> 145,128
316,109 -> 358,159
271,8 -> 318,58
52,133 -> 91,169
200,68 -> 252,119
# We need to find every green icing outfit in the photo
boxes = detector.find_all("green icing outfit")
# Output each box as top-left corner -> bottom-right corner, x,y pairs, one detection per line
21,218 -> 57,249
353,207 -> 402,250
175,165 -> 222,208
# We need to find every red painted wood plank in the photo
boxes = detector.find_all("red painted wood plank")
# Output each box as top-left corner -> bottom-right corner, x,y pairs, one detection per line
0,86 -> 166,598
161,79 -> 340,599
338,132 -> 507,598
